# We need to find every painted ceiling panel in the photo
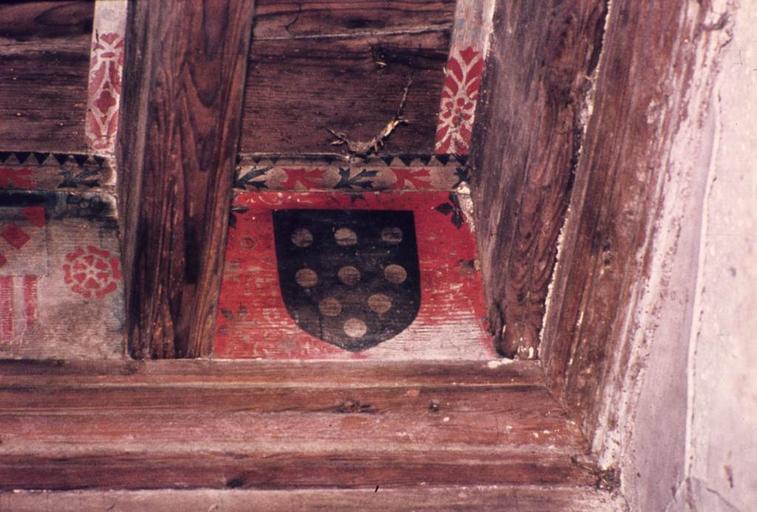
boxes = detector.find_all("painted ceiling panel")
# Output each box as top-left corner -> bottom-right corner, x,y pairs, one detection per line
0,1 -> 93,152
240,0 -> 456,154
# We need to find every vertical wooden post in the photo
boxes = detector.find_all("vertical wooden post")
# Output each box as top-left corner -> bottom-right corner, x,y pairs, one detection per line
468,0 -> 607,358
117,1 -> 255,358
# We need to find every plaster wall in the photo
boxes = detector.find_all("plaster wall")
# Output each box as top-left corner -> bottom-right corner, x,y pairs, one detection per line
619,1 -> 757,510
684,1 -> 757,508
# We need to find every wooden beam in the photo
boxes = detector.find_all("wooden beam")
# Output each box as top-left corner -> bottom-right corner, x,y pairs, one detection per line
468,0 -> 608,358
540,0 -> 714,435
117,1 -> 255,358
0,487 -> 621,512
0,360 -> 595,492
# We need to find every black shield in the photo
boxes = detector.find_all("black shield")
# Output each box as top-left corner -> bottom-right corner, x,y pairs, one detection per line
273,209 -> 421,351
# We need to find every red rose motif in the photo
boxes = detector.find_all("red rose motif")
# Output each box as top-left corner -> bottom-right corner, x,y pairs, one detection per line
63,246 -> 122,299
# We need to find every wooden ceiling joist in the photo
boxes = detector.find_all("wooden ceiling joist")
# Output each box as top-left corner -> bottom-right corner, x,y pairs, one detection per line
117,1 -> 255,358
469,0 -> 608,359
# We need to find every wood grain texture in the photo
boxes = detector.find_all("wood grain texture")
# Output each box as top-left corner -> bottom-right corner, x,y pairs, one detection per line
116,1 -> 255,358
0,487 -> 621,512
0,1 -> 93,151
240,1 -> 453,154
468,0 -> 608,358
0,359 -> 542,386
539,1 -> 713,435
0,360 -> 596,492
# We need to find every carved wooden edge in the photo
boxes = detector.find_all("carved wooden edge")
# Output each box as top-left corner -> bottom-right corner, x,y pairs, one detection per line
0,487 -> 622,512
236,153 -> 469,191
0,359 -> 606,493
116,1 -> 255,359
468,0 -> 609,359
540,1 -> 722,442
0,359 -> 543,386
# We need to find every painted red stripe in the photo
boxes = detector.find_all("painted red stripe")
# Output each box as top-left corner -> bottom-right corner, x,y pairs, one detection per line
0,276 -> 13,341
23,275 -> 38,327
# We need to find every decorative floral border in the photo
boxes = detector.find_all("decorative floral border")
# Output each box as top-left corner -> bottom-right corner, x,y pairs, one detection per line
236,154 -> 469,192
0,152 -> 110,191
435,46 -> 485,155
86,31 -> 125,155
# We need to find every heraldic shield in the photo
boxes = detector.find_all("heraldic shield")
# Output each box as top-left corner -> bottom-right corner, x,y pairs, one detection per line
272,209 -> 421,351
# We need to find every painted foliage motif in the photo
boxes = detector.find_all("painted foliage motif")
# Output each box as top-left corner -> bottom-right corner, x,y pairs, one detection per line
235,155 -> 468,192
435,47 -> 485,155
214,191 -> 493,360
86,32 -> 124,153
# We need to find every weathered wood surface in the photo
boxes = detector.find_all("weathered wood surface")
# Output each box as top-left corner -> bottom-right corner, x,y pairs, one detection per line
540,1 -> 715,436
0,487 -> 621,512
0,359 -> 541,386
117,1 -> 255,358
0,360 -> 595,491
0,1 -> 93,152
0,452 -> 595,491
236,153 -> 467,191
468,0 -> 608,358
240,1 -> 454,154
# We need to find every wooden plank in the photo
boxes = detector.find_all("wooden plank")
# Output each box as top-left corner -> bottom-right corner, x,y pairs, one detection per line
539,1 -> 713,435
0,359 -> 542,387
0,382 -> 583,452
0,359 -> 594,492
251,0 -> 455,40
0,451 -> 595,491
0,487 -> 621,512
240,1 -> 453,154
0,407 -> 581,455
468,0 -> 608,358
116,1 -> 256,358
0,1 -> 93,152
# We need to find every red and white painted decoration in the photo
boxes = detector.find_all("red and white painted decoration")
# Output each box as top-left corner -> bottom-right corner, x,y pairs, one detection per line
0,206 -> 46,344
85,0 -> 127,159
63,246 -> 122,300
0,168 -> 35,190
435,46 -> 484,155
214,191 -> 494,360
0,205 -> 124,358
434,0 -> 494,155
